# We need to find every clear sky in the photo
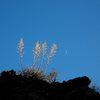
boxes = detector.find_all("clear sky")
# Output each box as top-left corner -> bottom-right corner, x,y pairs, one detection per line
0,0 -> 100,86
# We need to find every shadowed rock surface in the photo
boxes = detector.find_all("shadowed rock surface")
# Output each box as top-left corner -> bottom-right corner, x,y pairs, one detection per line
0,70 -> 100,100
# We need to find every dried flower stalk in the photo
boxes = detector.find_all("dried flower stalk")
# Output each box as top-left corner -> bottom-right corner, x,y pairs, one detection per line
18,38 -> 24,68
42,41 -> 47,57
47,44 -> 57,64
33,41 -> 41,66
44,44 -> 57,73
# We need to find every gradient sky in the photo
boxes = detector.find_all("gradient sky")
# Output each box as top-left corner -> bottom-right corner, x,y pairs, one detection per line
0,0 -> 100,86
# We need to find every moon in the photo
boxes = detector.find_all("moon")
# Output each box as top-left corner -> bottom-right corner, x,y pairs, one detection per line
65,49 -> 68,55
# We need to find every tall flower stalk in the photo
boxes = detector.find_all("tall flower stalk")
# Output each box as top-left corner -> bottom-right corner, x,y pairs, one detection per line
41,41 -> 47,68
18,38 -> 24,68
45,44 -> 57,73
32,41 -> 57,73
32,41 -> 41,68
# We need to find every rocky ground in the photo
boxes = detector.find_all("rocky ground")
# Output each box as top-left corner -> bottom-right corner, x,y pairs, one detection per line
0,70 -> 100,100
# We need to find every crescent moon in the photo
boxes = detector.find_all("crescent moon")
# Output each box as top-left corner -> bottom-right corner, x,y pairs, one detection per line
65,50 -> 67,55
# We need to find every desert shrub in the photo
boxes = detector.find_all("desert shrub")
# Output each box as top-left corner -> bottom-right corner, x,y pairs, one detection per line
1,70 -> 16,78
90,85 -> 100,93
46,69 -> 58,83
19,67 -> 46,80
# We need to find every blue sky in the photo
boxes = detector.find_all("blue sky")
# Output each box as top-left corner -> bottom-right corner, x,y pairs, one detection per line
0,0 -> 100,85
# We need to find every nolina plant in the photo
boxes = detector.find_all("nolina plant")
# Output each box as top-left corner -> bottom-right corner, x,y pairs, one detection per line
18,38 -> 57,81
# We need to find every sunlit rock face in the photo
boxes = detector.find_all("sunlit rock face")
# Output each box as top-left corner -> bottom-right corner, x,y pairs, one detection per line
0,70 -> 100,100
